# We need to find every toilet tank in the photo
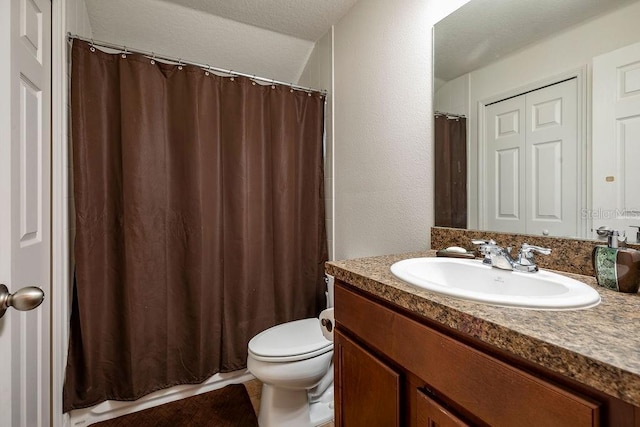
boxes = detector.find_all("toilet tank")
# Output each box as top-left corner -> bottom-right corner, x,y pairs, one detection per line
325,274 -> 335,308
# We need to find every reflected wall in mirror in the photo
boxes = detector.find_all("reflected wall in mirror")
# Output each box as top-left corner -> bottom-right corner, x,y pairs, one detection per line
434,0 -> 640,242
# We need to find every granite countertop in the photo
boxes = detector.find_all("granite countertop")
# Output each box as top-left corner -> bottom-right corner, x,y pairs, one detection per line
325,251 -> 640,407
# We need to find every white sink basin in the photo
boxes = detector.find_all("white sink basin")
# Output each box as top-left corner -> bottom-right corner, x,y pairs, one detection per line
390,257 -> 601,310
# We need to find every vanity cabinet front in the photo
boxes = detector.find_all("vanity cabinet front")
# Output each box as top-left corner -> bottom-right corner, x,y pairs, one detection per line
335,329 -> 401,426
333,280 -> 619,427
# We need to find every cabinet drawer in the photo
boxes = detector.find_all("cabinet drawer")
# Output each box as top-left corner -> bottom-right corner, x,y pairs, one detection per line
335,283 -> 600,426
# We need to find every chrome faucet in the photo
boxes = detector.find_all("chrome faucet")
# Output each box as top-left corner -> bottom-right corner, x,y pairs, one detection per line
472,240 -> 551,272
471,239 -> 498,266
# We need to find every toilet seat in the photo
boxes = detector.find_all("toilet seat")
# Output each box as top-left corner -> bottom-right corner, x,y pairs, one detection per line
248,318 -> 333,362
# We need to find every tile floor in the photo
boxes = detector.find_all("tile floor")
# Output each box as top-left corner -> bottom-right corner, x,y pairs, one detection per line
244,379 -> 335,427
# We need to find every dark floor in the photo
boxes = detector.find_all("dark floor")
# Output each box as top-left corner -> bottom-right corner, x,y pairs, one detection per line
92,383 -> 258,427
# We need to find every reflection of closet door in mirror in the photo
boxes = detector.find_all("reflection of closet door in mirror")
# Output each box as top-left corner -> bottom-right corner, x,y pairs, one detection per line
484,79 -> 577,236
593,41 -> 640,242
525,79 -> 578,237
485,96 -> 526,233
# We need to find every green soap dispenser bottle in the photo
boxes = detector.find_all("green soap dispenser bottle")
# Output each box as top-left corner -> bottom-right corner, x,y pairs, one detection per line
592,230 -> 640,293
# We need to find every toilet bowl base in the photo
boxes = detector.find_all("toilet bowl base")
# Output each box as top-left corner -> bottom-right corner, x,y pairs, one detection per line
309,385 -> 334,426
257,383 -> 334,427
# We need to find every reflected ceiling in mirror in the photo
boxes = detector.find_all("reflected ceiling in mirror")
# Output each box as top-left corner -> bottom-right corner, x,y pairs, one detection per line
435,0 -> 635,87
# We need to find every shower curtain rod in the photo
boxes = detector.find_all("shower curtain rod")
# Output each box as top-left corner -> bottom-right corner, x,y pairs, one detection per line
67,33 -> 327,95
435,110 -> 466,119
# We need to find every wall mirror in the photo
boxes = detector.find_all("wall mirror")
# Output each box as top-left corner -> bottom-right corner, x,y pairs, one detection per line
433,0 -> 640,242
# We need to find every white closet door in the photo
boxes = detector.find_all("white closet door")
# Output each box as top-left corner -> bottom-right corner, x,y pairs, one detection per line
485,96 -> 526,233
593,41 -> 640,242
525,79 -> 578,237
484,79 -> 577,236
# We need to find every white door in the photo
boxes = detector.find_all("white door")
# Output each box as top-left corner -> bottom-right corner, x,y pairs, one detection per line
485,95 -> 526,233
484,79 -> 578,236
593,41 -> 640,242
525,79 -> 578,237
0,0 -> 52,425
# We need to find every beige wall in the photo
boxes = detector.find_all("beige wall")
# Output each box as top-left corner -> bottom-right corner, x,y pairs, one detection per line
434,74 -> 469,117
66,0 -> 93,38
329,0 -> 469,259
83,0 -> 314,85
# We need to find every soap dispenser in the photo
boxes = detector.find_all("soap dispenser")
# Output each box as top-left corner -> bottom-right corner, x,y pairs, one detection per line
592,229 -> 640,293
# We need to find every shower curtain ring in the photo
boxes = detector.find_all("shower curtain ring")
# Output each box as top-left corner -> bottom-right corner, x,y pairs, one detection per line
178,59 -> 183,70
230,71 -> 235,81
89,39 -> 96,52
150,53 -> 156,65
121,46 -> 128,58
290,83 -> 294,93
271,79 -> 276,89
205,65 -> 211,76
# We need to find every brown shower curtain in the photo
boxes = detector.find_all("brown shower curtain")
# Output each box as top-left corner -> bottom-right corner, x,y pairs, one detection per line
63,40 -> 327,411
434,114 -> 467,228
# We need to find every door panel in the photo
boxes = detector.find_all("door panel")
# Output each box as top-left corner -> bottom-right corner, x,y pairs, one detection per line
496,147 -> 521,219
19,75 -> 43,244
0,0 -> 52,425
593,41 -> 640,241
485,96 -> 526,232
525,79 -> 577,237
532,140 -> 562,219
620,117 -> 640,211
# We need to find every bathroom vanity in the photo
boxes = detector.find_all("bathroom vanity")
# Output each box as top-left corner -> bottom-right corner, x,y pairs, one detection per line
326,253 -> 640,426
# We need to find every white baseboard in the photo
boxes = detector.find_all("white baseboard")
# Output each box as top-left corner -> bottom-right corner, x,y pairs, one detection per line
66,370 -> 255,427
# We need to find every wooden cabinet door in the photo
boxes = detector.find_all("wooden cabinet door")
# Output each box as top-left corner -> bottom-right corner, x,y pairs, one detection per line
335,329 -> 400,427
417,389 -> 469,427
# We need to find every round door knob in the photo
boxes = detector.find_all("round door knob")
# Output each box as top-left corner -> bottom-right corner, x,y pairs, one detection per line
0,284 -> 45,318
542,230 -> 550,236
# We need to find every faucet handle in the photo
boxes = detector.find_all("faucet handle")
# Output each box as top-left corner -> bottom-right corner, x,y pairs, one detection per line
472,239 -> 497,265
517,243 -> 550,266
596,225 -> 612,237
471,239 -> 497,246
520,243 -> 551,256
515,243 -> 551,271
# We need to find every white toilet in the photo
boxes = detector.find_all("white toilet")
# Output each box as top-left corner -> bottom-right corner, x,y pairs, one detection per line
247,276 -> 335,427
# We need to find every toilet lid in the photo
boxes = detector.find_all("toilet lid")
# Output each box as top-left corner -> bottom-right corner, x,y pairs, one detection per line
248,318 -> 332,359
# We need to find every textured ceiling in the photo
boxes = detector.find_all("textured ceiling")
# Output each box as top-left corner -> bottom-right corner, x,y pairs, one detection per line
435,0 -> 638,82
85,0 -> 356,85
153,0 -> 359,41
